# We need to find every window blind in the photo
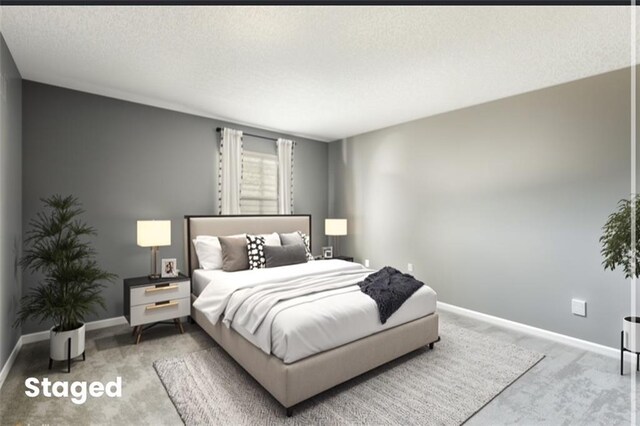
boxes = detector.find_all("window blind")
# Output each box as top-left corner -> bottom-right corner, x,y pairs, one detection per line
240,151 -> 278,214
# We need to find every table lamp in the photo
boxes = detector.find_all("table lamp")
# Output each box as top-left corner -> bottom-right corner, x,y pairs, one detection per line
137,220 -> 171,279
325,218 -> 347,257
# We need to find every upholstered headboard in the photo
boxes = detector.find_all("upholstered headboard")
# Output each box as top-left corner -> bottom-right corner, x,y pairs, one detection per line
183,215 -> 312,277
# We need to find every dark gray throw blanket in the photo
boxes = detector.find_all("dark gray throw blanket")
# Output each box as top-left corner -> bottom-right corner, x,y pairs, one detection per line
358,266 -> 424,324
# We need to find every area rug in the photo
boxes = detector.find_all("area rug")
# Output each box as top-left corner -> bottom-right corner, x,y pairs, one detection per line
154,321 -> 544,425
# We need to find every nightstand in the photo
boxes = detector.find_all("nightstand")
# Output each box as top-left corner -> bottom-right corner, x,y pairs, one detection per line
123,274 -> 190,344
334,255 -> 354,262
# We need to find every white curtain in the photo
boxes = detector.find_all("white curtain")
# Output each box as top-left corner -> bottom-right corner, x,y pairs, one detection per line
218,128 -> 243,215
276,138 -> 295,214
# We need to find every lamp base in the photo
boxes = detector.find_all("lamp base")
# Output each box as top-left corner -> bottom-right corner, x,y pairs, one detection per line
149,246 -> 160,280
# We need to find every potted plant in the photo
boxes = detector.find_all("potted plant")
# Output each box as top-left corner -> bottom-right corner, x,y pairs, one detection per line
14,195 -> 116,370
600,195 -> 640,353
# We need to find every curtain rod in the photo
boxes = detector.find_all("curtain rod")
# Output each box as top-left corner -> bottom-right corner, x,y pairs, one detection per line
216,127 -> 278,142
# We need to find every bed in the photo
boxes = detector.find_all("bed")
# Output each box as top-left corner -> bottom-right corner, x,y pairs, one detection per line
184,215 -> 439,416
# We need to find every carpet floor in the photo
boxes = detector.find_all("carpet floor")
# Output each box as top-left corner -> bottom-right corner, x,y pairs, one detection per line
154,321 -> 544,425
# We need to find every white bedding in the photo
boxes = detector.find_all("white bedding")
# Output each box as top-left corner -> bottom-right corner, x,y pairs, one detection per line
192,260 -> 437,363
192,269 -> 216,296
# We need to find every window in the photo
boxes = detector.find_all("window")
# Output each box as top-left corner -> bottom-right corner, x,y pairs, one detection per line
240,151 -> 278,214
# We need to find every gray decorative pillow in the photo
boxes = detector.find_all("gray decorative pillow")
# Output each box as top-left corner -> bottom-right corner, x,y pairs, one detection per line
219,236 -> 249,272
246,234 -> 266,269
279,231 -> 303,246
264,244 -> 308,268
279,231 -> 314,261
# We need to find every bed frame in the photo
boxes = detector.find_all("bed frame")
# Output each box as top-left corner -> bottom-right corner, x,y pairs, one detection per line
184,215 -> 439,416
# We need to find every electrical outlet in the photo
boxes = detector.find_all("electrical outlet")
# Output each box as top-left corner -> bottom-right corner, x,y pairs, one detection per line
571,299 -> 586,317
407,263 -> 414,272
364,259 -> 370,268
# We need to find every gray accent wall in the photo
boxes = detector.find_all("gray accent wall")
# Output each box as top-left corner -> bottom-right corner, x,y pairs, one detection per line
0,34 -> 22,367
22,81 -> 328,334
329,68 -> 634,348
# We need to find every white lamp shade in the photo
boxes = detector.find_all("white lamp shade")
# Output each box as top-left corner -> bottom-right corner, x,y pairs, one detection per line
325,219 -> 347,236
137,220 -> 171,247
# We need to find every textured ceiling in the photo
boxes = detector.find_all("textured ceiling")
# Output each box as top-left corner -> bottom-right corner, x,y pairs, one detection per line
0,6 -> 636,141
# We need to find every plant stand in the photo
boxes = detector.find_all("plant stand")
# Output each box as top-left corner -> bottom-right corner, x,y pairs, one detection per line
49,337 -> 86,373
620,330 -> 640,375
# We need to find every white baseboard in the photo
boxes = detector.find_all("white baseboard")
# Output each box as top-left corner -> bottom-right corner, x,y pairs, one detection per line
20,316 -> 128,345
85,316 -> 128,331
437,301 -> 625,360
0,316 -> 128,390
0,336 -> 23,391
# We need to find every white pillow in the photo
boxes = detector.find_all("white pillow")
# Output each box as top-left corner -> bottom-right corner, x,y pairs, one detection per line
193,234 -> 245,270
260,232 -> 281,247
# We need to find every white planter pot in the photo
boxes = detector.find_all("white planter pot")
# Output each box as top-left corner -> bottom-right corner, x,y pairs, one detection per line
50,323 -> 85,361
623,317 -> 640,352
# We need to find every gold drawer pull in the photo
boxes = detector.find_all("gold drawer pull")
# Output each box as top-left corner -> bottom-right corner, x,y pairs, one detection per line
145,284 -> 179,293
146,301 -> 179,310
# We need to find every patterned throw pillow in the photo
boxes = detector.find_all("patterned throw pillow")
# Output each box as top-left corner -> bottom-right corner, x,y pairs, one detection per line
246,235 -> 266,269
297,231 -> 314,261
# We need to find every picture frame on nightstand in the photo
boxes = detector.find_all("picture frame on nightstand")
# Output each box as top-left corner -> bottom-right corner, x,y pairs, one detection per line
161,258 -> 178,278
322,246 -> 333,259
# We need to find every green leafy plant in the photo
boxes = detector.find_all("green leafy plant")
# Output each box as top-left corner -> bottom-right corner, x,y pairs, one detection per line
601,195 -> 640,279
14,195 -> 117,332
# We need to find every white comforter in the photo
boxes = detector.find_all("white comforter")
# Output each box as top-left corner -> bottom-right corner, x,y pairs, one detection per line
193,260 -> 437,363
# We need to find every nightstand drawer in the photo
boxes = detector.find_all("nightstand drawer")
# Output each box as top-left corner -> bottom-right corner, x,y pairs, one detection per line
130,280 -> 190,306
129,297 -> 190,326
